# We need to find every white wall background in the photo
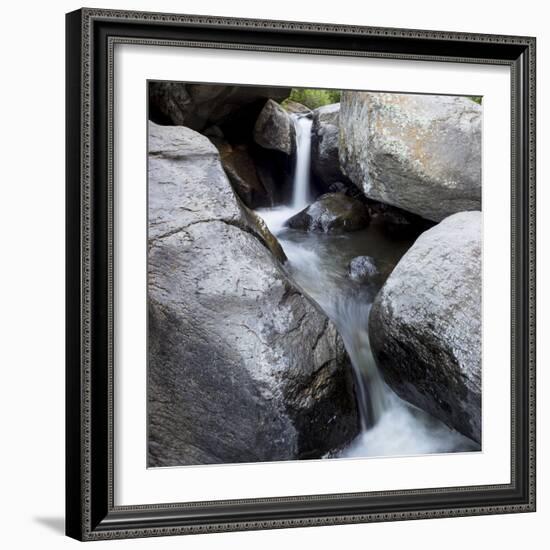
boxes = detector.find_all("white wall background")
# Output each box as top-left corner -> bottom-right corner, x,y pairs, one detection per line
0,0 -> 546,548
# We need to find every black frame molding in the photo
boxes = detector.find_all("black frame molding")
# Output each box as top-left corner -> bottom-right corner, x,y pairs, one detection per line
66,8 -> 536,541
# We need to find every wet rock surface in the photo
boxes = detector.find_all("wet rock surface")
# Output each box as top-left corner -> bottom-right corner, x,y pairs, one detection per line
348,256 -> 379,283
369,211 -> 482,443
148,122 -> 360,467
287,193 -> 370,233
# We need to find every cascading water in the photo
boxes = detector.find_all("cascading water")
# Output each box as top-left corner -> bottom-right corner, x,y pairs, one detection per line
256,118 -> 477,458
291,114 -> 313,209
273,232 -> 393,434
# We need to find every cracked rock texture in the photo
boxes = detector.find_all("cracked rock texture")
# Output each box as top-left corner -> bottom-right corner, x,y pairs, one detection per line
148,122 -> 359,467
369,211 -> 482,443
339,92 -> 482,222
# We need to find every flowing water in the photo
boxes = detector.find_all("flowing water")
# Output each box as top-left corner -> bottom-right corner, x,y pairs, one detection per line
256,116 -> 477,459
291,114 -> 313,210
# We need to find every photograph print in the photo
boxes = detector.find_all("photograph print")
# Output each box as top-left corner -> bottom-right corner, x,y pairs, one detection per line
147,82 -> 482,468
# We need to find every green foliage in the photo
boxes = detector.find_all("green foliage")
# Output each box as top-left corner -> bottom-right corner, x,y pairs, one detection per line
284,89 -> 481,107
286,88 -> 341,109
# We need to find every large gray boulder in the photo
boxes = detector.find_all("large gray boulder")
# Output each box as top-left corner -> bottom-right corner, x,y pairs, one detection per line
369,211 -> 482,443
149,82 -> 290,133
253,99 -> 296,156
148,122 -> 359,467
311,103 -> 349,187
339,92 -> 482,222
287,193 -> 369,233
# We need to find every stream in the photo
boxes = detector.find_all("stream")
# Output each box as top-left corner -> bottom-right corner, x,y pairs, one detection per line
255,113 -> 476,459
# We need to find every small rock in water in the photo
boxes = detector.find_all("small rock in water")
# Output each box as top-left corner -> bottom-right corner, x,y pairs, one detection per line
348,256 -> 378,282
286,193 -> 369,233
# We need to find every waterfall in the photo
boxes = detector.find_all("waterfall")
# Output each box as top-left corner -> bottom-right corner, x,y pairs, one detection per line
332,299 -> 388,430
262,113 -> 387,432
268,236 -> 388,432
254,226 -> 475,458
291,114 -> 313,209
254,113 -> 475,459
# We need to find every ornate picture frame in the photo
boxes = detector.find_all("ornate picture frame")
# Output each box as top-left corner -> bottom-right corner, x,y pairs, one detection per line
66,8 -> 536,541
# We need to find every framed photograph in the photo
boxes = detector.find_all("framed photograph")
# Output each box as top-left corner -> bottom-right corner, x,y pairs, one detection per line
66,8 -> 536,541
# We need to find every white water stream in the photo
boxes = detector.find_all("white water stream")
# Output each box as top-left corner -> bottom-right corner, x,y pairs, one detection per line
256,117 -> 477,459
291,114 -> 313,209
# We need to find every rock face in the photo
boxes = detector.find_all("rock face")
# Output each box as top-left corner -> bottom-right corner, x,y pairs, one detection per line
311,103 -> 349,188
217,141 -> 273,208
339,92 -> 482,222
348,256 -> 379,283
369,211 -> 482,443
253,99 -> 296,156
287,193 -> 369,233
149,82 -> 290,134
148,122 -> 359,466
205,126 -> 290,209
282,100 -> 312,115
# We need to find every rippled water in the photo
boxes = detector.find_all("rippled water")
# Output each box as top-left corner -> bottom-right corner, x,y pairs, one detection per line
257,205 -> 477,459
